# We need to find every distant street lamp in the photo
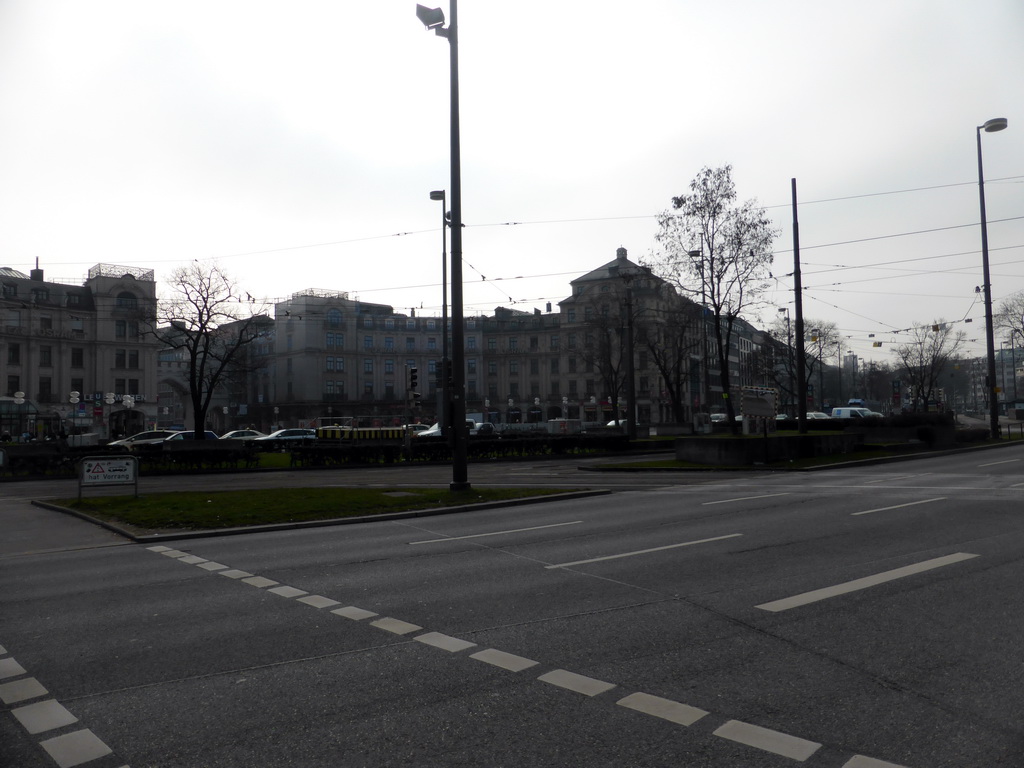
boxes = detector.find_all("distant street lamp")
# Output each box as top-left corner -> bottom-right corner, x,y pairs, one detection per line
416,2 -> 469,490
977,116 -> 1008,437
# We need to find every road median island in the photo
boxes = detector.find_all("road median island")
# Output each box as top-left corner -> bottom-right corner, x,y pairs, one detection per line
33,487 -> 610,542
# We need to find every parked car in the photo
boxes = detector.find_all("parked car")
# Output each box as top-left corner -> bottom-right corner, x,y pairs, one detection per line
807,411 -> 831,419
108,429 -> 180,448
404,424 -> 431,435
830,407 -> 873,419
220,429 -> 267,440
253,428 -> 316,444
163,430 -> 221,441
709,413 -> 727,423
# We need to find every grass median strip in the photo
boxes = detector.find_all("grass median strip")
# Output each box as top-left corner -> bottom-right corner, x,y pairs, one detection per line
53,487 -> 574,531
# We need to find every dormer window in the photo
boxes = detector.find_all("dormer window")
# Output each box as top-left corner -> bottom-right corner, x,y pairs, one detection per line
116,292 -> 138,309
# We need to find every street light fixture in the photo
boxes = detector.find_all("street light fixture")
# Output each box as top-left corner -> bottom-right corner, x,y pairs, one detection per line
417,2 -> 469,490
430,189 -> 449,436
977,116 -> 1008,438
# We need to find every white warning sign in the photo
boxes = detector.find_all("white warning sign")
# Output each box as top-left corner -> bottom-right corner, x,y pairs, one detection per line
81,456 -> 137,485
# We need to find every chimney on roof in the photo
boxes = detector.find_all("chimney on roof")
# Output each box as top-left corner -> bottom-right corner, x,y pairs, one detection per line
30,257 -> 43,282
616,247 -> 627,261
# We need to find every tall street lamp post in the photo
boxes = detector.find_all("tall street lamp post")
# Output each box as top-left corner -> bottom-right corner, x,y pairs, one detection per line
429,189 -> 449,436
977,116 -> 1008,438
417,2 -> 469,490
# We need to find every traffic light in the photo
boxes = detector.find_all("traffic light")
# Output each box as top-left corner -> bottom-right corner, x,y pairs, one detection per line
409,366 -> 419,391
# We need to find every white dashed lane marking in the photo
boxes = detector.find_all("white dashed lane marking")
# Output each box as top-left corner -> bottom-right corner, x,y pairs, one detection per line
39,729 -> 113,768
469,648 -> 539,672
851,497 -> 945,516
545,533 -> 742,569
537,669 -> 616,697
11,699 -> 79,734
415,632 -> 477,653
756,552 -> 979,612
143,543 -> 921,767
713,719 -> 821,761
616,692 -> 708,726
701,493 -> 791,506
409,520 -> 583,544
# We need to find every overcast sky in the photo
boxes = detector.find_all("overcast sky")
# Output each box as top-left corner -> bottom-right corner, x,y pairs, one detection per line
1,1 -> 1022,365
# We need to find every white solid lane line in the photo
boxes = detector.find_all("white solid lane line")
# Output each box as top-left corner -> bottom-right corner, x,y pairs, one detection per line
756,552 -> 978,613
851,497 -> 946,516
545,533 -> 743,569
979,458 -> 1020,468
701,493 -> 791,506
409,520 -> 583,544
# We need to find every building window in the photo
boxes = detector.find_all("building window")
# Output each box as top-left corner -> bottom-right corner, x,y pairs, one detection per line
568,334 -> 576,349
427,337 -> 437,351
488,361 -> 497,375
364,336 -> 374,350
7,343 -> 20,365
550,335 -> 559,349
116,320 -> 127,339
406,319 -> 416,329
406,337 -> 415,351
337,357 -> 345,372
2,283 -> 15,299
39,346 -> 52,367
286,358 -> 293,373
384,336 -> 394,350
509,360 -> 519,375
509,383 -> 519,397
67,293 -> 81,306
326,380 -> 335,395
327,309 -> 342,327
326,357 -> 335,371
385,359 -> 395,374
128,378 -> 140,395
115,378 -> 126,394
31,289 -> 50,303
467,379 -> 477,396
487,338 -> 497,351
530,359 -> 539,375
71,348 -> 84,368
129,350 -> 139,369
569,380 -> 578,394
40,316 -> 53,331
467,359 -> 477,375
551,381 -> 560,396
427,319 -> 436,330
115,349 -> 126,368
509,337 -> 518,350
71,377 -> 84,394
116,292 -> 138,309
385,318 -> 395,329
38,376 -> 52,401
530,336 -> 539,350
569,357 -> 577,374
467,336 -> 477,351
6,375 -> 19,396
550,358 -> 559,374
567,309 -> 576,322
364,359 -> 373,374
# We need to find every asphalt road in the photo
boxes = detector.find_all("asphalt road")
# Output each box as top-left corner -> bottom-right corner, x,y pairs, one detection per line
3,447 -> 1024,767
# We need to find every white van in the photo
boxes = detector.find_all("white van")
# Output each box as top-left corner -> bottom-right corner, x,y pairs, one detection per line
831,407 -> 873,419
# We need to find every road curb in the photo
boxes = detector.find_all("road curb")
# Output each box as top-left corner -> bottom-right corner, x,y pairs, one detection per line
30,489 -> 613,543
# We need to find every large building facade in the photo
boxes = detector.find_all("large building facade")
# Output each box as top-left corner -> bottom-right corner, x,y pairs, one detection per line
0,263 -> 160,438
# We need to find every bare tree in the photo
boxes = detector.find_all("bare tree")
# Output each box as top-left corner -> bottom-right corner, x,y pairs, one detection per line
636,299 -> 703,423
651,165 -> 778,431
892,321 -> 966,411
146,263 -> 270,439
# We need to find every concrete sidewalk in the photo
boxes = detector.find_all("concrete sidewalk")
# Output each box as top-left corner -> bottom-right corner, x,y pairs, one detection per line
0,496 -> 128,558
